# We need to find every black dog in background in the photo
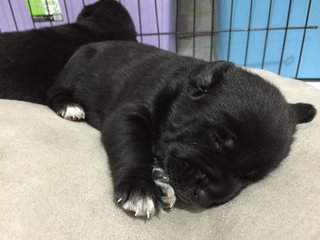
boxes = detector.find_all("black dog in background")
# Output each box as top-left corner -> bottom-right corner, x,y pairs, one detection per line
47,41 -> 316,219
0,0 -> 136,104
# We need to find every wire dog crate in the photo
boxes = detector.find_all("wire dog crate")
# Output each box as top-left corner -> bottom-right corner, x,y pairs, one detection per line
0,0 -> 319,80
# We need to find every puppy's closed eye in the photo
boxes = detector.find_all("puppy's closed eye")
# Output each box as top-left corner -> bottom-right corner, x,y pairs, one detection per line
210,126 -> 237,153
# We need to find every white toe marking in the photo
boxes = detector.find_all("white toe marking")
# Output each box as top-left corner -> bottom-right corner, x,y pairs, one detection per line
155,180 -> 176,208
122,194 -> 155,218
152,167 -> 164,174
152,166 -> 169,182
152,166 -> 176,209
58,104 -> 85,121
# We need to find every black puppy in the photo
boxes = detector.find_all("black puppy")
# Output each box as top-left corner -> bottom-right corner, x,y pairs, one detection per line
47,41 -> 316,219
0,0 -> 136,104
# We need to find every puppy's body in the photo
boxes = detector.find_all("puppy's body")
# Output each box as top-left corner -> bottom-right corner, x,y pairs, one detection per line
0,0 -> 136,104
47,41 -> 316,218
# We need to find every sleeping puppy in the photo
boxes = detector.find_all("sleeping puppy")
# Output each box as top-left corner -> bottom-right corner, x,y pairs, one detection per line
0,0 -> 136,104
47,41 -> 316,219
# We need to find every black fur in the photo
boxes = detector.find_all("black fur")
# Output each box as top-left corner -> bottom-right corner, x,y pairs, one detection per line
47,41 -> 316,211
0,0 -> 136,104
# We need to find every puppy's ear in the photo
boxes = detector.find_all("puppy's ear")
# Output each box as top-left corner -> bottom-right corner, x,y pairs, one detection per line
188,61 -> 234,99
290,103 -> 317,124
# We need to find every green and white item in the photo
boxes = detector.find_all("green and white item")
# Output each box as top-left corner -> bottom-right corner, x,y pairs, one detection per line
26,0 -> 63,22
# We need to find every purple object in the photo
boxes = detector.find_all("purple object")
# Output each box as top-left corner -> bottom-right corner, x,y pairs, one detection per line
0,0 -> 176,51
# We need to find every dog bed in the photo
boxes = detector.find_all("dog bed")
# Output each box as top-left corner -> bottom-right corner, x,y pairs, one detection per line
0,69 -> 319,240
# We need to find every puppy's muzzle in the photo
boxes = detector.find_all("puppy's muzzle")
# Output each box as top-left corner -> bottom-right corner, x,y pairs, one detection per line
167,158 -> 243,208
192,176 -> 243,207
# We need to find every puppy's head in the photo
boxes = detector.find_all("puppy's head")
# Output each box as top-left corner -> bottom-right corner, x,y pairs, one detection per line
76,0 -> 137,41
159,62 -> 316,208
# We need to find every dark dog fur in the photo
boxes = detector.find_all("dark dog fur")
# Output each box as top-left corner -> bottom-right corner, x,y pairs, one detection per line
47,41 -> 316,218
0,0 -> 136,104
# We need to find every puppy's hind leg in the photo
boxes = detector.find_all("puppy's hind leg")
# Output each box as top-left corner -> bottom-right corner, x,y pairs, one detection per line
46,45 -> 96,121
46,67 -> 86,121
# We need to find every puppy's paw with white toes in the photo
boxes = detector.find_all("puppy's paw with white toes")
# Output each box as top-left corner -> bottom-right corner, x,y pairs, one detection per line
57,104 -> 85,121
119,193 -> 156,219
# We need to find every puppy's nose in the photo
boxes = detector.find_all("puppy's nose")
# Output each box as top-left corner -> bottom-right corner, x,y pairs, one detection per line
192,179 -> 242,208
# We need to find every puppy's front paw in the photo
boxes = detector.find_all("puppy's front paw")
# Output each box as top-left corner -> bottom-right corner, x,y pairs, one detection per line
115,183 -> 160,219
